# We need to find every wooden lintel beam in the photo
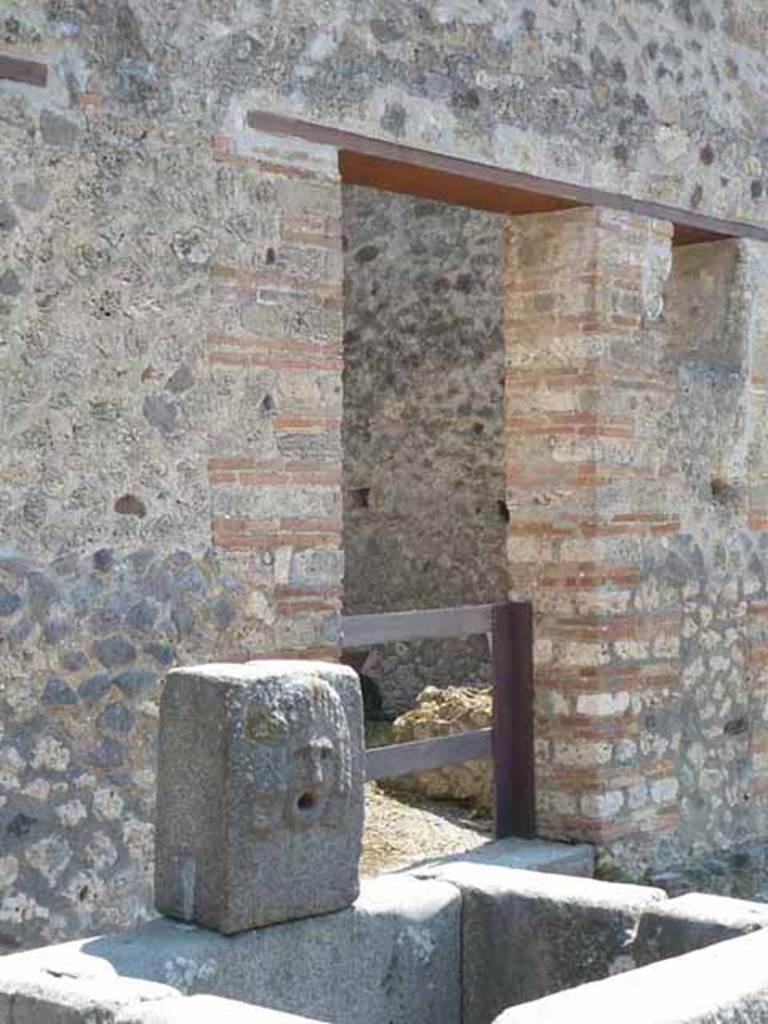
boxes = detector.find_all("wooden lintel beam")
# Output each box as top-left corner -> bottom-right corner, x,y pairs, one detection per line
246,110 -> 768,246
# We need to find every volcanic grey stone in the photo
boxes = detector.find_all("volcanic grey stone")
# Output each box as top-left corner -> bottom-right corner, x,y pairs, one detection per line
0,585 -> 21,615
0,268 -> 22,295
94,636 -> 137,668
41,676 -> 78,705
408,836 -> 595,879
143,394 -> 178,433
0,959 -> 177,1024
165,365 -> 194,394
635,892 -> 768,965
87,737 -> 126,768
7,617 -> 32,644
0,200 -> 17,231
145,643 -> 175,666
44,614 -> 72,644
60,649 -> 87,672
154,661 -> 365,934
206,594 -> 236,628
27,572 -> 57,619
492,928 -> 768,1024
79,673 -> 113,701
422,863 -> 666,1024
98,703 -> 135,734
170,606 -> 194,637
126,598 -> 158,633
71,576 -> 103,612
0,550 -> 31,576
173,567 -> 207,597
93,548 -> 115,572
1,874 -> 460,1024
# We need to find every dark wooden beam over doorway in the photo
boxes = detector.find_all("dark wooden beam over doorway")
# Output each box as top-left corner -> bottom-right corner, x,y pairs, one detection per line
247,110 -> 768,248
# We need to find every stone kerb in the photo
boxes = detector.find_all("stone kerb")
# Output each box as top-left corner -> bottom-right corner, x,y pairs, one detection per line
154,660 -> 364,934
492,927 -> 768,1024
117,995 -> 327,1023
410,862 -> 666,1024
0,875 -> 462,1024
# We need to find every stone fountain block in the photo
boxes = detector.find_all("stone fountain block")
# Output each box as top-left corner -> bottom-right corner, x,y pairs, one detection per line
154,661 -> 364,934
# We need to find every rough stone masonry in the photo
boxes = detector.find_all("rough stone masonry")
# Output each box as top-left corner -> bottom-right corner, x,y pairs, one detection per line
3,0 -> 768,949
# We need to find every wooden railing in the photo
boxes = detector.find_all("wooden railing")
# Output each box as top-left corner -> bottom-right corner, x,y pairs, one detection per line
339,601 -> 535,839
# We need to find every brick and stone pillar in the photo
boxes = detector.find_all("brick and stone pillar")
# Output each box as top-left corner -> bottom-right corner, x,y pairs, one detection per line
205,125 -> 345,661
504,207 -> 678,854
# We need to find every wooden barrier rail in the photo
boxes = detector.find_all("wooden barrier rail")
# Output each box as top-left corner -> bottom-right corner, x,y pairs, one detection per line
339,601 -> 535,839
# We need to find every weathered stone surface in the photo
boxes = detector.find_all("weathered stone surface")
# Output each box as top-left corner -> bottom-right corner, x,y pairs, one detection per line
635,892 -> 768,965
419,864 -> 665,1024
1,875 -> 460,1024
117,996 -> 325,1023
492,928 -> 768,1024
409,835 -> 595,879
0,961 -> 178,1024
386,686 -> 493,809
155,661 -> 365,933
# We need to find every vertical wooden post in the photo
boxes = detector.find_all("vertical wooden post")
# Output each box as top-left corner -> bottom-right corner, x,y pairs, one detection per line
491,601 -> 535,838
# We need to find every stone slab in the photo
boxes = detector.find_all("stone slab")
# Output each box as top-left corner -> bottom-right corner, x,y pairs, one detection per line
404,836 -> 594,879
0,963 -> 178,1024
409,864 -> 665,1024
635,891 -> 768,965
0,876 -> 460,1024
155,661 -> 364,934
493,927 -> 768,1024
117,995 -> 325,1023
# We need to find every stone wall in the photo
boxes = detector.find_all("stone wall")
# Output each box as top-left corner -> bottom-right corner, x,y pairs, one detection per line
342,186 -> 507,710
0,81 -> 345,946
3,0 -> 768,949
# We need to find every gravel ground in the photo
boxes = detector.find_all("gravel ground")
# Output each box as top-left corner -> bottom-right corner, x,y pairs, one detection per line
361,782 -> 493,876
